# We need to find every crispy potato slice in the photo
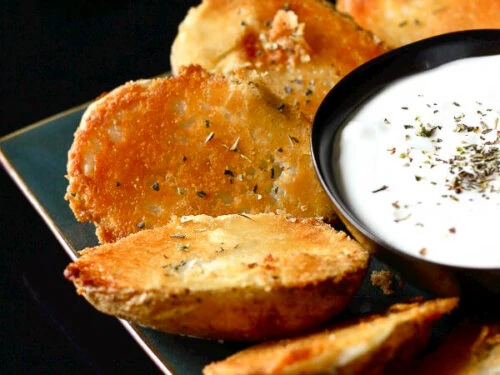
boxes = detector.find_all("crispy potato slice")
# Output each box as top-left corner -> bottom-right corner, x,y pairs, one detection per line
171,0 -> 387,119
64,213 -> 369,341
406,322 -> 500,374
65,66 -> 335,243
337,0 -> 500,48
203,298 -> 458,374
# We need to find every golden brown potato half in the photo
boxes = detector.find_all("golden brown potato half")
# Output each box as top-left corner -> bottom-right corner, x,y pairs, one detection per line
203,298 -> 458,375
337,0 -> 500,48
406,322 -> 500,374
64,213 -> 369,341
65,65 -> 335,243
171,0 -> 387,119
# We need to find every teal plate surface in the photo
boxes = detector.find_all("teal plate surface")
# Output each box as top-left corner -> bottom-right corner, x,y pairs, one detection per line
0,105 -> 431,374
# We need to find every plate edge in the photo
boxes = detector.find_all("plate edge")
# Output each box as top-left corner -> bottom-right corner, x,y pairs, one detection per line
0,102 -> 89,142
0,149 -> 79,260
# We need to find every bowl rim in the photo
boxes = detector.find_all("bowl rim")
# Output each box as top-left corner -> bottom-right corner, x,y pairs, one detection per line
311,29 -> 500,271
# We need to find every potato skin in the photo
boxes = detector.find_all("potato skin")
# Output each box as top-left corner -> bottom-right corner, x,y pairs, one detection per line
77,273 -> 365,341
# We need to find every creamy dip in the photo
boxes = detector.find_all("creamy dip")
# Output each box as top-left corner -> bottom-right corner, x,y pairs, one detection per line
335,55 -> 500,268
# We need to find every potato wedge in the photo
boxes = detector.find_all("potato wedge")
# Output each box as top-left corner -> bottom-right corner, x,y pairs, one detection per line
64,213 -> 369,341
65,65 -> 335,243
337,0 -> 500,48
203,298 -> 458,374
171,0 -> 387,119
406,322 -> 500,374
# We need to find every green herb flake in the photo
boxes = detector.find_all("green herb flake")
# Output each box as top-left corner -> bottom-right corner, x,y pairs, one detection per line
175,244 -> 190,251
171,260 -> 187,271
394,213 -> 412,223
416,124 -> 438,138
372,185 -> 388,193
238,213 -> 255,221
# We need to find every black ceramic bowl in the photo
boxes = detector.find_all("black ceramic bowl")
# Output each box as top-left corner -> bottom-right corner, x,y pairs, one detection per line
311,30 -> 500,299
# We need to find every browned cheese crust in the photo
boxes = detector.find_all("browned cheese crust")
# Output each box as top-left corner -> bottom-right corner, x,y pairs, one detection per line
406,322 -> 500,374
65,66 -> 335,243
64,213 -> 369,341
171,0 -> 387,120
337,0 -> 500,48
203,298 -> 458,375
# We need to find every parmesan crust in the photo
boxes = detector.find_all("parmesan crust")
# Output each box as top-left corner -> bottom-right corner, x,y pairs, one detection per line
337,0 -> 500,48
65,66 -> 336,243
406,322 -> 500,374
171,0 -> 387,120
64,213 -> 369,340
203,298 -> 458,375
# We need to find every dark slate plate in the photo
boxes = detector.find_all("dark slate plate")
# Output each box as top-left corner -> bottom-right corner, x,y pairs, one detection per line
1,100 -> 439,375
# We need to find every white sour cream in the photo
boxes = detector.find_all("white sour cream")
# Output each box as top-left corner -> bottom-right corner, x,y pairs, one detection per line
335,55 -> 500,268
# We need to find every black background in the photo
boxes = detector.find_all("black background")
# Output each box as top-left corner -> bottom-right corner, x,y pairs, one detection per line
1,1 -> 198,373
